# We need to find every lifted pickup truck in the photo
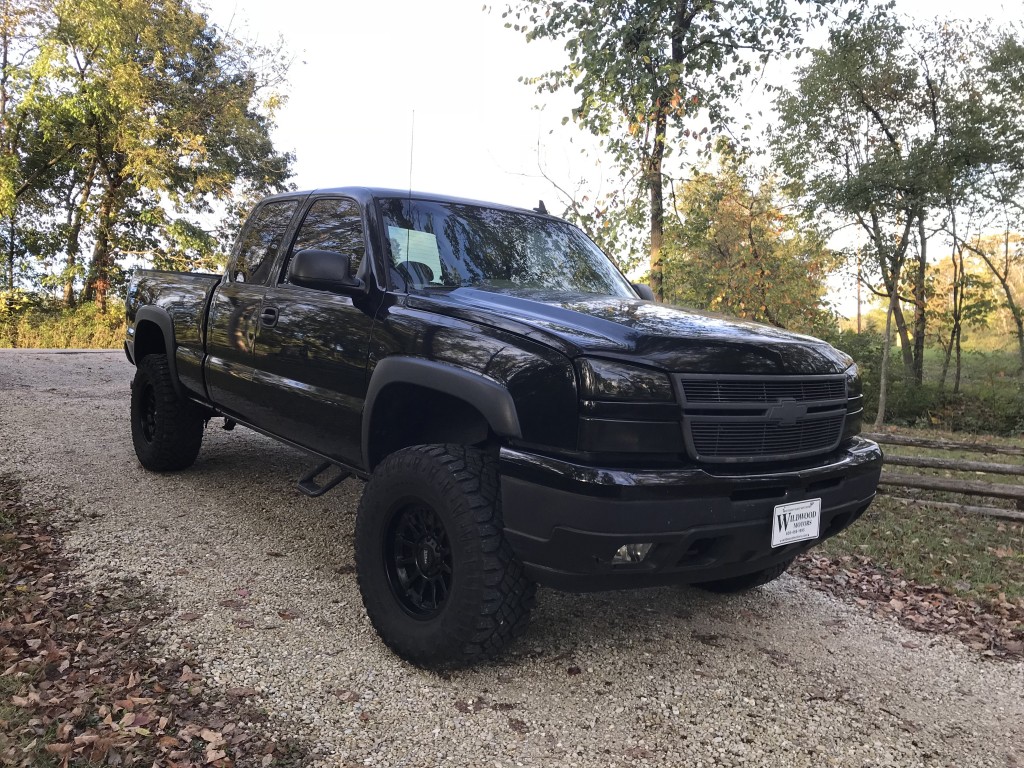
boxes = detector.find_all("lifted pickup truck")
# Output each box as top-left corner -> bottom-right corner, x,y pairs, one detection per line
125,187 -> 882,666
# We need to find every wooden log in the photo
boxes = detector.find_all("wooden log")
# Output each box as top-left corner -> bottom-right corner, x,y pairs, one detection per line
878,470 -> 1024,507
864,432 -> 1024,457
878,491 -> 1024,522
882,454 -> 1024,476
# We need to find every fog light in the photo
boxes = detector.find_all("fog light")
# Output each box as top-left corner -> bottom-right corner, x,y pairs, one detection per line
612,542 -> 654,565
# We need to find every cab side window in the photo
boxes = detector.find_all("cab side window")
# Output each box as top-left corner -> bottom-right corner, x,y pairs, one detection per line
231,200 -> 298,284
282,197 -> 365,284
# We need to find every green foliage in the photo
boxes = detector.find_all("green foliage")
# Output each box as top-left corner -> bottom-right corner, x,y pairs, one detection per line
828,328 -> 885,409
773,11 -> 935,217
829,328 -> 1024,434
0,0 -> 292,307
505,0 -> 859,295
0,294 -> 125,348
662,151 -> 840,336
773,11 -> 1024,395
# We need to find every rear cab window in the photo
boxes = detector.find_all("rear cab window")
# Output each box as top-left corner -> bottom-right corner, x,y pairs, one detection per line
229,200 -> 299,284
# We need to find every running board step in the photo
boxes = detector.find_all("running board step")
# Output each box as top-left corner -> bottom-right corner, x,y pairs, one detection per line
297,461 -> 351,497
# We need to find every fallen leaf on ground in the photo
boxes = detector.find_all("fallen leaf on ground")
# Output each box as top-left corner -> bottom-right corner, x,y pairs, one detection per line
795,553 -> 1023,661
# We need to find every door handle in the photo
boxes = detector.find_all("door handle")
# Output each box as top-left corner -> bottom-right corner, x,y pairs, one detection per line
260,306 -> 279,327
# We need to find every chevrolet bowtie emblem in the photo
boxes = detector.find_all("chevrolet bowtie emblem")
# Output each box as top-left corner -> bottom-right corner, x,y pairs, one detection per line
766,399 -> 807,426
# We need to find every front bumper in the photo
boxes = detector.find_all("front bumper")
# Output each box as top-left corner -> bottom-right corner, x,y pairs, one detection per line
499,436 -> 883,591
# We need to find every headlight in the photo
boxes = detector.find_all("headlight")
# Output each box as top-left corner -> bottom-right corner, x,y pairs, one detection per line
845,363 -> 862,399
576,358 -> 674,401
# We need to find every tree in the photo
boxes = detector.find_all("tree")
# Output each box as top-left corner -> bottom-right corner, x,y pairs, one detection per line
773,11 -> 935,387
773,13 -> 1024,423
926,249 -> 995,392
11,0 -> 292,310
505,0 -> 855,299
964,231 -> 1024,370
945,27 -> 1024,370
0,0 -> 56,294
662,150 -> 839,336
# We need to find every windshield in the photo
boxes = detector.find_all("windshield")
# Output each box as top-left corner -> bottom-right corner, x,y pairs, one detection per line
378,197 -> 635,298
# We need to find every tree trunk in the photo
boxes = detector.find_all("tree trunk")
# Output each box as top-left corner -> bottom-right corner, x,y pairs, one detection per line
866,210 -> 916,379
648,108 -> 666,301
5,211 -> 13,291
953,320 -> 963,394
876,249 -> 914,377
892,300 -> 915,376
951,240 -> 966,395
874,292 -> 896,429
84,185 -> 117,313
63,162 -> 97,306
1014,313 -> 1024,375
938,330 -> 952,392
911,217 -> 928,385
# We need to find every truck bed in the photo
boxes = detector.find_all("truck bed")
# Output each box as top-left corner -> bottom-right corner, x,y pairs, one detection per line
126,269 -> 222,400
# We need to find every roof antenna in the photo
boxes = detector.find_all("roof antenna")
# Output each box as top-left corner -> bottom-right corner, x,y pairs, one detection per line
534,199 -> 548,215
408,110 -> 415,196
397,110 -> 414,290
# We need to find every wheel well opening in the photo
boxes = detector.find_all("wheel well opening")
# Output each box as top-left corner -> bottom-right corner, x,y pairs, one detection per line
367,384 -> 493,469
134,320 -> 166,362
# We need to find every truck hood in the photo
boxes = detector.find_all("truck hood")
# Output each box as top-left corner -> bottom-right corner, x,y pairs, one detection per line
407,288 -> 851,375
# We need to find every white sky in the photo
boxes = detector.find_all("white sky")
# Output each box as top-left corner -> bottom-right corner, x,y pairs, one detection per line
204,0 -> 582,206
201,0 -> 1023,315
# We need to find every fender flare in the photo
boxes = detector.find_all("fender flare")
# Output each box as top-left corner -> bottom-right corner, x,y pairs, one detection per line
361,357 -> 522,469
133,306 -> 184,398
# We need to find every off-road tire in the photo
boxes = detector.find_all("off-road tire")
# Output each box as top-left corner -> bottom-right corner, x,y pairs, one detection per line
130,354 -> 204,471
355,444 -> 536,667
694,557 -> 795,594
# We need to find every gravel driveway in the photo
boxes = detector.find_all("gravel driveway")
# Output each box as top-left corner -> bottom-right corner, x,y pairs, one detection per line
2,348 -> 1021,768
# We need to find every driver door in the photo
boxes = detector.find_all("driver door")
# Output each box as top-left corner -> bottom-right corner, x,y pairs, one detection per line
250,196 -> 378,465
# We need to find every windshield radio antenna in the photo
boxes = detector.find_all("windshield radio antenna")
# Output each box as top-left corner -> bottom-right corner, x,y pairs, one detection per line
408,110 -> 415,198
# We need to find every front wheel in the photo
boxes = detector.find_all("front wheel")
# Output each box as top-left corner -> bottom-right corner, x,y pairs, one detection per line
130,354 -> 204,471
694,557 -> 795,594
354,444 -> 536,667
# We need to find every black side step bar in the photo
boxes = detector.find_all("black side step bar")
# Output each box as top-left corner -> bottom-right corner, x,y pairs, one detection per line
297,461 -> 351,497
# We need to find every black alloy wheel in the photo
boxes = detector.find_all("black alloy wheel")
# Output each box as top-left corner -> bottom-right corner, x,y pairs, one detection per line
138,381 -> 158,443
384,502 -> 453,618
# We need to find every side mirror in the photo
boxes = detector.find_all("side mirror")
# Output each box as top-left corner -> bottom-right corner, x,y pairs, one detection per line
289,249 -> 364,293
632,283 -> 655,301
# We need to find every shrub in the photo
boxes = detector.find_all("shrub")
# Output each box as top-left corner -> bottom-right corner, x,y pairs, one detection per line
829,329 -> 1024,435
0,299 -> 125,349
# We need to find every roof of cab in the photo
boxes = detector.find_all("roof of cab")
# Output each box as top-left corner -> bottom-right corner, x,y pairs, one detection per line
259,186 -> 559,219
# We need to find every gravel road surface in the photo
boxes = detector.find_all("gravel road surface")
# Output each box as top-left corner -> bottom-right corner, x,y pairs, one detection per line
1,348 -> 1021,768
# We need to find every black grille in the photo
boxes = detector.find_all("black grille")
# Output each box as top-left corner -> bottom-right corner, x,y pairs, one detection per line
678,374 -> 848,462
681,379 -> 846,403
689,415 -> 845,459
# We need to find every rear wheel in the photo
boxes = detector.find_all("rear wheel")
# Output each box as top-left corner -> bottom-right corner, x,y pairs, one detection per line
694,557 -> 795,594
355,444 -> 535,667
130,354 -> 204,471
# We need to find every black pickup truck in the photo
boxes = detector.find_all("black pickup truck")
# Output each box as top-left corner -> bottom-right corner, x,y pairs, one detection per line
125,186 -> 882,666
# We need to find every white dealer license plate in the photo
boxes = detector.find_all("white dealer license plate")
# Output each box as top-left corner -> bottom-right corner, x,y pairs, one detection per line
771,498 -> 821,548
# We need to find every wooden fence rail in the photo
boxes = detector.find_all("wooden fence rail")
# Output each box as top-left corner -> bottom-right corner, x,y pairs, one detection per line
865,432 -> 1024,522
864,431 -> 1024,458
881,454 -> 1024,476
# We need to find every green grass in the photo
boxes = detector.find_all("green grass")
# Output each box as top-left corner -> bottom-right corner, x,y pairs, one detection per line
820,494 -> 1024,603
